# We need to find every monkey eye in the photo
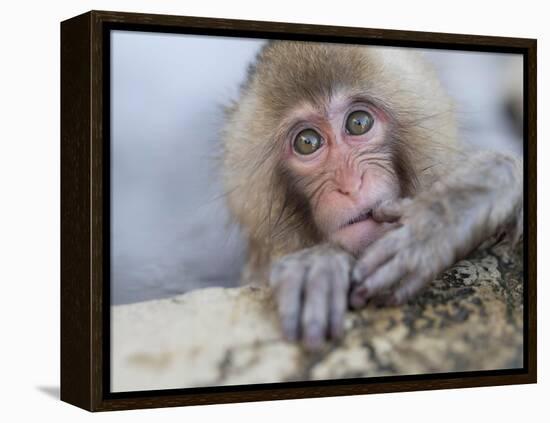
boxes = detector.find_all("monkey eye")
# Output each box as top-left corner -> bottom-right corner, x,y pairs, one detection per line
345,110 -> 374,136
293,129 -> 323,155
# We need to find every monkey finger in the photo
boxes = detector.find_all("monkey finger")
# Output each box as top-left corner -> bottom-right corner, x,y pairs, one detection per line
277,279 -> 305,342
388,274 -> 431,306
350,258 -> 408,309
371,198 -> 411,223
328,276 -> 349,340
352,226 -> 409,283
370,292 -> 396,308
271,268 -> 306,342
301,269 -> 330,351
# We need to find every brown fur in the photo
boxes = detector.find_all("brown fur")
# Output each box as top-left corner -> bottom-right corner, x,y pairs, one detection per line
221,41 -> 458,280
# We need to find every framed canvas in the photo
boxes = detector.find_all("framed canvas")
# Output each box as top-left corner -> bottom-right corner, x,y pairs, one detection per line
60,10 -> 537,411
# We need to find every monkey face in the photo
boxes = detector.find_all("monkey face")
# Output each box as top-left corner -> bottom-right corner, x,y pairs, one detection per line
281,94 -> 400,254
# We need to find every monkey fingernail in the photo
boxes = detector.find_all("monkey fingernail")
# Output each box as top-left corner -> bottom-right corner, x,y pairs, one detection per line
353,284 -> 369,296
304,324 -> 325,351
351,267 -> 366,284
281,319 -> 299,342
349,290 -> 367,309
384,295 -> 399,307
371,294 -> 396,308
330,320 -> 344,339
372,211 -> 400,223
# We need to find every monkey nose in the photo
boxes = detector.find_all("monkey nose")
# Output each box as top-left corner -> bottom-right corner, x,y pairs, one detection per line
336,175 -> 363,197
337,187 -> 359,197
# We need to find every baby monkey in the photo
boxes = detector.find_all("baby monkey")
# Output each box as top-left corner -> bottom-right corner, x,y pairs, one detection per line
222,41 -> 523,351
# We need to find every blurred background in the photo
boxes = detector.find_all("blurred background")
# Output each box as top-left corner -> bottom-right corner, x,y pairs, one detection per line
110,31 -> 523,305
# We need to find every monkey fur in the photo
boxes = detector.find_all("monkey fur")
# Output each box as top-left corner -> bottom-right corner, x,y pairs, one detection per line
221,41 -> 523,351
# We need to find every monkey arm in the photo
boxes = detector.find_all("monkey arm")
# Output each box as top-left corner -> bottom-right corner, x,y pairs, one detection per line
269,244 -> 354,351
350,150 -> 523,308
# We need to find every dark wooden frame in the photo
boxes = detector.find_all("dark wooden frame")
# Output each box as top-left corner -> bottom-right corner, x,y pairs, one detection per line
61,10 -> 537,412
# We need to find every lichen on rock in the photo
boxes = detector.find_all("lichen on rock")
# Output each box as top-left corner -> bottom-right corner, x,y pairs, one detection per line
111,242 -> 523,392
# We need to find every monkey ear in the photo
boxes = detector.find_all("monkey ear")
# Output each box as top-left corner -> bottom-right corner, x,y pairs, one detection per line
371,198 -> 411,223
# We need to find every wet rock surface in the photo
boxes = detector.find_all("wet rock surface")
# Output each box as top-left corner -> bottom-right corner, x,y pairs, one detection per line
111,242 -> 523,392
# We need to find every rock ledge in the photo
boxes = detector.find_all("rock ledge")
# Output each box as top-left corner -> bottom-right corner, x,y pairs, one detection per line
112,243 -> 523,392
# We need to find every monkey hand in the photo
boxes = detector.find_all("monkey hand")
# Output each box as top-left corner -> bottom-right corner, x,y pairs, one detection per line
269,245 -> 354,351
350,151 -> 523,308
349,196 -> 455,308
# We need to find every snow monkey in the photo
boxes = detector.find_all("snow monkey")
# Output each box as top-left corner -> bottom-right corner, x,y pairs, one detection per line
221,41 -> 523,351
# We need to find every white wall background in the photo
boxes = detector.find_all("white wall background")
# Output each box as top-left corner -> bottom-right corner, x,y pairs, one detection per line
110,32 -> 263,303
110,32 -> 522,304
0,0 -> 546,422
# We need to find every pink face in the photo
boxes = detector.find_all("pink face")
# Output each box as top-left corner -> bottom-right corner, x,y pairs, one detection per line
281,95 -> 400,254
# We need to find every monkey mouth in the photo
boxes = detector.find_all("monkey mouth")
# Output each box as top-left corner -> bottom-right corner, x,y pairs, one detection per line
330,207 -> 389,254
343,208 -> 373,228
